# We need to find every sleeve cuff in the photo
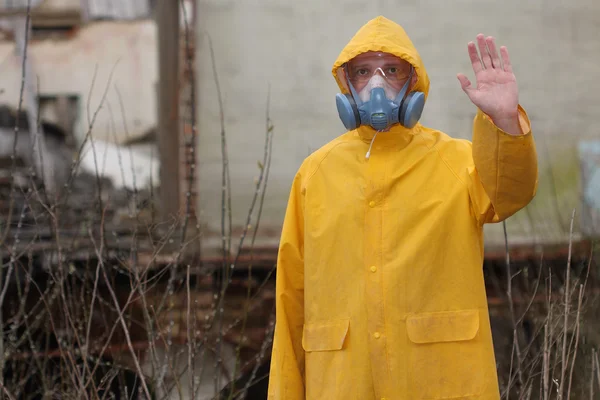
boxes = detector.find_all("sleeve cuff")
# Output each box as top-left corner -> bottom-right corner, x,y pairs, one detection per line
481,104 -> 531,136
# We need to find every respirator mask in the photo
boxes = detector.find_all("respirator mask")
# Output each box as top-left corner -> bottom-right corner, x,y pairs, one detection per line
335,52 -> 425,132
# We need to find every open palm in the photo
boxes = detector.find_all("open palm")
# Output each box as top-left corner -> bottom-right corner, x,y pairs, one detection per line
457,34 -> 519,122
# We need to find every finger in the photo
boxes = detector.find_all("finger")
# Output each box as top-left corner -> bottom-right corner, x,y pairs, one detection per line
500,46 -> 513,73
476,33 -> 492,69
485,36 -> 501,69
467,42 -> 483,74
457,73 -> 473,92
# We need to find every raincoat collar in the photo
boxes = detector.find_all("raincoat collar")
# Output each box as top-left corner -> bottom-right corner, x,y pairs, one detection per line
356,123 -> 417,149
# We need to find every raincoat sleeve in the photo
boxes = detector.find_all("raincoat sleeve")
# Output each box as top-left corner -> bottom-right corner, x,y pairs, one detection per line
267,171 -> 305,399
468,105 -> 538,224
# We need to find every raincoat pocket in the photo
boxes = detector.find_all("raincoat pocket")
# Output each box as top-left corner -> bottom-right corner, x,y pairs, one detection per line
407,310 -> 485,399
302,319 -> 349,399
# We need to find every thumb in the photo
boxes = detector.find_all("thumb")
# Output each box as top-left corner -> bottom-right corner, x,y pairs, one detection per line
456,73 -> 473,93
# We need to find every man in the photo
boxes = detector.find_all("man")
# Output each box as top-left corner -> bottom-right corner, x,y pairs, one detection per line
267,15 -> 537,400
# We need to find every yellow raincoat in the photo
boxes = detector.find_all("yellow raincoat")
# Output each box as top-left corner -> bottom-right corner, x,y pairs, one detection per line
268,16 -> 538,400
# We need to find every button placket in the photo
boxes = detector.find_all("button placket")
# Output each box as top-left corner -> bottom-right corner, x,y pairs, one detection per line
364,151 -> 389,398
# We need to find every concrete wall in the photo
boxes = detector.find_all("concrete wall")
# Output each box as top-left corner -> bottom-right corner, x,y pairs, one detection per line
0,20 -> 158,144
195,0 -> 600,251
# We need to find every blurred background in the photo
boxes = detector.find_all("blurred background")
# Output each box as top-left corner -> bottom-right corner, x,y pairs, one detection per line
0,0 -> 598,399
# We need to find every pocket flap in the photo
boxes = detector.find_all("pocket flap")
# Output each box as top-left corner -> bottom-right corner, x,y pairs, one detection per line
302,319 -> 349,352
407,309 -> 479,344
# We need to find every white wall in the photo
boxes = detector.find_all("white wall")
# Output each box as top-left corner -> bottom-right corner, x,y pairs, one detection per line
195,0 -> 600,251
0,20 -> 158,144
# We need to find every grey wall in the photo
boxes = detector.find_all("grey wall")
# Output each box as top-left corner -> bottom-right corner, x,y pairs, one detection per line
196,0 -> 600,253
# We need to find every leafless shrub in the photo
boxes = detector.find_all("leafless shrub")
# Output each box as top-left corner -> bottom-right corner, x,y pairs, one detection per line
492,213 -> 599,400
0,2 -> 276,399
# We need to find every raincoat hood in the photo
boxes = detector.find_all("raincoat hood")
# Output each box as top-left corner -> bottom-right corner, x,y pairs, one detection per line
332,16 -> 430,101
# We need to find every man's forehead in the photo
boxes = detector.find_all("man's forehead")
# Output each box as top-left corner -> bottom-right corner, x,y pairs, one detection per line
350,51 -> 407,65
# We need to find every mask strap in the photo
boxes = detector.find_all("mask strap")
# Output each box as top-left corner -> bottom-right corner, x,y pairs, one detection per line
394,66 -> 414,103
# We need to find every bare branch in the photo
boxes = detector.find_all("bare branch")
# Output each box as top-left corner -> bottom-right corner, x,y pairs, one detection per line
558,209 -> 576,399
566,284 -> 584,400
89,231 -> 152,399
503,220 -> 524,391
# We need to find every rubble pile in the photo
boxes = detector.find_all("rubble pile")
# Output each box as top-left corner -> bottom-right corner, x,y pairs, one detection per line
0,126 -> 275,398
0,164 -> 159,261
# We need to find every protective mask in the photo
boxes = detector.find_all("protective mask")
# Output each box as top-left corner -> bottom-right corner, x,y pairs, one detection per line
336,66 -> 426,132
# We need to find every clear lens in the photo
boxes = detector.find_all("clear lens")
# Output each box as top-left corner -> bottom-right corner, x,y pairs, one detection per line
346,52 -> 411,87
